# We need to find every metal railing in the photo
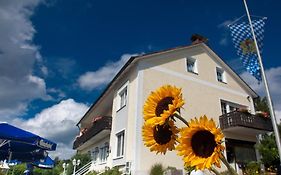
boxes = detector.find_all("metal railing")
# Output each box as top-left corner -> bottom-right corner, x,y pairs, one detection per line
219,111 -> 273,131
75,161 -> 92,175
73,116 -> 112,149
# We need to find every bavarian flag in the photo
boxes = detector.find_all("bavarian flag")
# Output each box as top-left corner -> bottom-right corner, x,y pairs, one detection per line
229,18 -> 266,82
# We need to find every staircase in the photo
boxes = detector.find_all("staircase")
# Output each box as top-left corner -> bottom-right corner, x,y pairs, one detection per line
75,161 -> 92,175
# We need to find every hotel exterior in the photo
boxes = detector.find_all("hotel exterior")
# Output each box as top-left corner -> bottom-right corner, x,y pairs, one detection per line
73,40 -> 272,175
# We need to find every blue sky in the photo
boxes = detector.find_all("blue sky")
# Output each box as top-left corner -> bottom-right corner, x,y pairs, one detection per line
1,0 -> 281,159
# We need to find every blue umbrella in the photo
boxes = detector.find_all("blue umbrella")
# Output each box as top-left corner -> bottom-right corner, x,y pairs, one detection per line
0,122 -> 56,164
0,149 -> 47,163
32,156 -> 55,169
0,123 -> 56,151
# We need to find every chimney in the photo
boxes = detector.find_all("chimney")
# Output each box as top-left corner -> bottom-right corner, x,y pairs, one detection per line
190,34 -> 208,45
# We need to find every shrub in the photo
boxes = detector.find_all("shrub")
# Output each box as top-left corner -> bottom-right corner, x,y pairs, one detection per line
150,163 -> 164,175
244,161 -> 260,175
101,167 -> 121,175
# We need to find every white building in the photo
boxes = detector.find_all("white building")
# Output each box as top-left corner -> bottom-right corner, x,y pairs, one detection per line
73,38 -> 272,175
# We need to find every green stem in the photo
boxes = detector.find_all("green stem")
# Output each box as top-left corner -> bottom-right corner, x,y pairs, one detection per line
211,167 -> 221,175
173,113 -> 189,126
220,154 -> 238,175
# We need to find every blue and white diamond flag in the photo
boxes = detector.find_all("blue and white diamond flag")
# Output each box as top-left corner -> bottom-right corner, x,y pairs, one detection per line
229,18 -> 266,82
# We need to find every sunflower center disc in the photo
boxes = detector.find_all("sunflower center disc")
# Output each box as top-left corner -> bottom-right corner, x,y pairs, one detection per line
155,97 -> 174,117
153,124 -> 172,145
191,130 -> 216,158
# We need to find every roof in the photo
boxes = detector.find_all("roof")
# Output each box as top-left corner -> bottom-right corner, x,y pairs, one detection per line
76,42 -> 258,125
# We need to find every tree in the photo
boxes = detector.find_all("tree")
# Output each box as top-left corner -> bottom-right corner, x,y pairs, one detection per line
254,97 -> 270,114
256,125 -> 281,172
66,153 -> 91,175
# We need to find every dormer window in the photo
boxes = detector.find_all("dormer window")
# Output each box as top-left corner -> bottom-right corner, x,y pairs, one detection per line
186,57 -> 198,74
119,87 -> 127,108
216,67 -> 226,83
117,82 -> 128,111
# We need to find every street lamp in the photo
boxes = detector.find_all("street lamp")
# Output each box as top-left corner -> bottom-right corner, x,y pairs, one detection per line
62,162 -> 69,175
72,159 -> 80,175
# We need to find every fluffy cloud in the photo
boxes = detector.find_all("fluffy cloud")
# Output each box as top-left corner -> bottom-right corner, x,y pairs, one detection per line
0,0 -> 49,119
78,54 -> 138,91
240,67 -> 281,123
12,99 -> 89,159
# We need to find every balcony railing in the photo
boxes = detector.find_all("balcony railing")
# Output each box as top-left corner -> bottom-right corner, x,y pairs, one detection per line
219,111 -> 273,131
73,116 -> 112,149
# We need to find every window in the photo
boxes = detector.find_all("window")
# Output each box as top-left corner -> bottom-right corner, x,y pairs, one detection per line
221,100 -> 245,115
186,57 -> 197,74
92,147 -> 99,162
116,131 -> 125,157
221,102 -> 227,114
216,67 -> 226,83
119,87 -> 127,108
226,139 -> 257,164
100,143 -> 109,162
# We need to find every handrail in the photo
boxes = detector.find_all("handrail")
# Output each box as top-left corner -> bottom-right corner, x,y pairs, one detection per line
73,116 -> 112,149
75,161 -> 92,175
219,111 -> 272,131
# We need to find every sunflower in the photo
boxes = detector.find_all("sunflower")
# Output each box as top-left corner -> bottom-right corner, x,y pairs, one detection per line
142,118 -> 179,154
176,115 -> 225,170
143,85 -> 184,125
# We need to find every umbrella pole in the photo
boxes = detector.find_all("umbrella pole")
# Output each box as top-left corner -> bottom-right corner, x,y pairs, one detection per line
6,151 -> 12,175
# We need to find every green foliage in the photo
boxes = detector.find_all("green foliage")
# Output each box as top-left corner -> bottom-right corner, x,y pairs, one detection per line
66,153 -> 91,175
150,163 -> 164,175
220,171 -> 231,175
254,97 -> 270,114
256,125 -> 281,172
6,159 -> 64,175
7,164 -> 25,175
244,161 -> 260,175
101,167 -> 121,175
86,171 -> 98,175
184,166 -> 195,173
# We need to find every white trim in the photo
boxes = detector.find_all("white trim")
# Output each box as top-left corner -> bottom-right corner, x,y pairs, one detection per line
216,67 -> 227,83
115,129 -> 126,159
186,56 -> 198,74
133,63 -> 144,173
116,81 -> 129,111
152,66 -> 249,98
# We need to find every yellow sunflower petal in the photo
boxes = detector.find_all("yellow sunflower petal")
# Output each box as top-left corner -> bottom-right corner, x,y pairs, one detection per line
143,85 -> 185,124
176,115 -> 225,170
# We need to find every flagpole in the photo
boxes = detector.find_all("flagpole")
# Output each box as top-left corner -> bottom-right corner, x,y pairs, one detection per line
243,0 -> 281,166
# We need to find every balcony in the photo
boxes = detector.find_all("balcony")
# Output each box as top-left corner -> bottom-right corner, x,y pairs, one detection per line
73,116 -> 112,149
219,111 -> 273,133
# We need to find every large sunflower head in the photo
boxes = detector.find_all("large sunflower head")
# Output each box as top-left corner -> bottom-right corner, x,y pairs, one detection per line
143,85 -> 185,125
176,115 -> 225,170
142,118 -> 179,154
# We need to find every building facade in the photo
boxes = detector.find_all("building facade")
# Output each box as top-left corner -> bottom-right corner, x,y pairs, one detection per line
73,42 -> 272,175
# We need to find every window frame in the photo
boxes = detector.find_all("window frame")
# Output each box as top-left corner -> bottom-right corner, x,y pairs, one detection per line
99,142 -> 109,163
92,147 -> 99,162
116,82 -> 129,111
186,57 -> 198,74
216,67 -> 226,83
220,100 -> 246,115
116,130 -> 125,158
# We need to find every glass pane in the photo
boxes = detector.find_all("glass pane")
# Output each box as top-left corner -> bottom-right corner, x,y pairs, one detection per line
117,135 -> 121,156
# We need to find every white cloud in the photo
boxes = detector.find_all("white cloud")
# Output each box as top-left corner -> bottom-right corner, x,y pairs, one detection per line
240,67 -> 281,123
12,99 -> 89,159
78,54 -> 138,91
217,18 -> 240,47
217,20 -> 234,29
0,0 -> 49,119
